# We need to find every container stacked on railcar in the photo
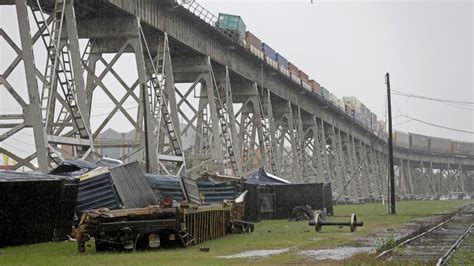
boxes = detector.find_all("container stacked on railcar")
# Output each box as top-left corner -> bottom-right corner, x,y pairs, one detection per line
409,133 -> 430,152
219,13 -> 383,133
429,136 -> 452,154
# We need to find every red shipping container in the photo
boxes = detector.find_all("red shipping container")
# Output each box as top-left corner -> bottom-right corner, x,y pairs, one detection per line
288,62 -> 299,75
245,31 -> 262,49
309,79 -> 321,93
298,70 -> 309,82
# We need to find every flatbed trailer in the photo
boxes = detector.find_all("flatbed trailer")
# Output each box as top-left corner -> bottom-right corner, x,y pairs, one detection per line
76,202 -> 252,252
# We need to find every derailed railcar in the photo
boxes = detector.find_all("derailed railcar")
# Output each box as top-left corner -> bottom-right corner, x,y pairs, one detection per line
76,202 -> 249,252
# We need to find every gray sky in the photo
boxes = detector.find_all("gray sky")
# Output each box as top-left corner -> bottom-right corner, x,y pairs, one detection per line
199,0 -> 473,142
0,0 -> 473,161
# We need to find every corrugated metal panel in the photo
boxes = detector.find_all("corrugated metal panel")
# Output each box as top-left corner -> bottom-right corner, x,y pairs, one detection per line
109,161 -> 158,208
144,174 -> 185,201
198,181 -> 236,205
77,171 -> 122,212
180,177 -> 202,205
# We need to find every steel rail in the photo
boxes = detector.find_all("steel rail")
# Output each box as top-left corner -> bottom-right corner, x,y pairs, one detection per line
436,224 -> 473,266
376,205 -> 472,259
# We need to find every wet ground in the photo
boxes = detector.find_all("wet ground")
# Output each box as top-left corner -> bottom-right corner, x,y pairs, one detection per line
217,208 -> 462,262
217,248 -> 290,259
298,247 -> 374,261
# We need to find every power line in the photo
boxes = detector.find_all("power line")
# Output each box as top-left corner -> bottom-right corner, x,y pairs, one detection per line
392,90 -> 474,105
400,115 -> 474,134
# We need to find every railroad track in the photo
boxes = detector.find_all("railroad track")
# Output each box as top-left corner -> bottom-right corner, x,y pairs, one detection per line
377,204 -> 474,265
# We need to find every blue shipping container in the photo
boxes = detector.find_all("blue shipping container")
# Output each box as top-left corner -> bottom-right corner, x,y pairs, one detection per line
275,53 -> 289,69
261,43 -> 277,60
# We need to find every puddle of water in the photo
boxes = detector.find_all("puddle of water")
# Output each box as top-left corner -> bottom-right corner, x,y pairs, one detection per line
217,248 -> 290,259
298,246 -> 374,261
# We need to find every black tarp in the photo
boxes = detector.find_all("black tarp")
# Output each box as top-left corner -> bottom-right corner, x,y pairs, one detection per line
0,171 -> 79,247
245,168 -> 291,185
49,159 -> 97,177
243,182 -> 333,222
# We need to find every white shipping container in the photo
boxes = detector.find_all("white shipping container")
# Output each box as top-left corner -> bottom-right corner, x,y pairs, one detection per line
430,137 -> 451,154
302,81 -> 312,92
343,96 -> 362,110
337,99 -> 343,110
410,133 -> 429,152
394,131 -> 410,149
290,73 -> 301,84
249,45 -> 264,60
278,65 -> 290,77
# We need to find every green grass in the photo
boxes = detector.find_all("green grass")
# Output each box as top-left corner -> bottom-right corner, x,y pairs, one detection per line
448,229 -> 474,265
0,200 -> 472,266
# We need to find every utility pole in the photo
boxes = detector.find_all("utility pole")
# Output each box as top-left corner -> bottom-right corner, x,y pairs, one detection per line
386,73 -> 396,214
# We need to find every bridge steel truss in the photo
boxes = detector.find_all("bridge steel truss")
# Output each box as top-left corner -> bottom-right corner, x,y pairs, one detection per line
1,0 -> 473,202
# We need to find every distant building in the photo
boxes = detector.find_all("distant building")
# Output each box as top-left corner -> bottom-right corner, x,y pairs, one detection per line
96,124 -> 196,160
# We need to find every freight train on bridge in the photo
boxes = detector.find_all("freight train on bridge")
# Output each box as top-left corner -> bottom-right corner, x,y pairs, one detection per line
0,0 -> 473,204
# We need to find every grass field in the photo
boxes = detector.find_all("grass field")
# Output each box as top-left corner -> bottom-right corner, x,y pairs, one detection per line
1,200 -> 472,266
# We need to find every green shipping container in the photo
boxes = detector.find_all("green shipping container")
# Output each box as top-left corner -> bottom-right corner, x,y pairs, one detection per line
321,87 -> 329,98
217,13 -> 246,37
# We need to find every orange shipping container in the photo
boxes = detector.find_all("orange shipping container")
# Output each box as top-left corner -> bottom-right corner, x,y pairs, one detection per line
288,62 -> 299,75
298,70 -> 309,82
245,31 -> 261,49
309,79 -> 321,94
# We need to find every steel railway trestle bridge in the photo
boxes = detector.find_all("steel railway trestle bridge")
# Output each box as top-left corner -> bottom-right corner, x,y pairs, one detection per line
1,0 -> 473,202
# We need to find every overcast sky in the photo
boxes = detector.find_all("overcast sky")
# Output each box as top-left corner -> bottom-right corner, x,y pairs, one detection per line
0,0 -> 473,161
198,0 -> 473,142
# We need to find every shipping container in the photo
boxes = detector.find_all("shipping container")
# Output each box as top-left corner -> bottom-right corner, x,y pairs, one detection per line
298,70 -> 309,83
329,93 -> 338,105
265,56 -> 278,69
371,113 -> 377,130
275,53 -> 289,69
409,133 -> 430,152
302,81 -> 312,92
336,99 -> 345,111
321,87 -> 329,99
249,45 -> 265,60
261,43 -> 277,60
393,131 -> 410,149
345,103 -> 354,114
429,137 -> 452,154
354,111 -> 363,123
278,64 -> 290,77
290,72 -> 301,84
245,31 -> 261,49
309,79 -> 321,94
288,62 -> 299,75
343,97 -> 362,113
451,141 -> 474,156
217,13 -> 246,37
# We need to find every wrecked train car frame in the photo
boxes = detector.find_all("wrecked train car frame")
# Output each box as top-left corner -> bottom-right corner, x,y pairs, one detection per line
76,202 -> 249,252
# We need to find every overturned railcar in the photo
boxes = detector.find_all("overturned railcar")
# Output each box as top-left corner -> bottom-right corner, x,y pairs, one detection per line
76,202 -> 249,252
